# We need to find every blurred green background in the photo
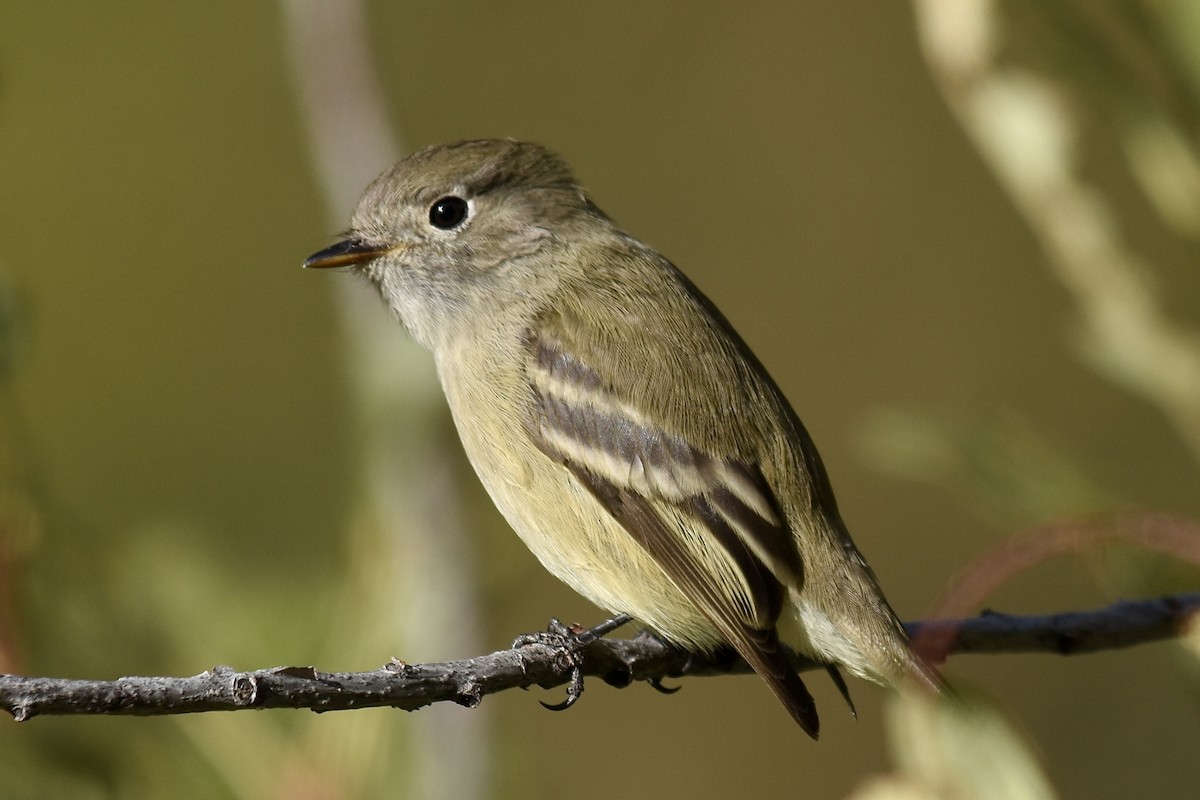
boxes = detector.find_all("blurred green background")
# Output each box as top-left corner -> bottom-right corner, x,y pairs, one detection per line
1,2 -> 1198,798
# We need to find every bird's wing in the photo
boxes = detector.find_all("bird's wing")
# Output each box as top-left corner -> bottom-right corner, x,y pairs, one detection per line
525,326 -> 820,737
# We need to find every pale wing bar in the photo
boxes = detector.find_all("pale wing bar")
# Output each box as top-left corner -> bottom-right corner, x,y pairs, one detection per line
531,338 -> 803,594
528,334 -> 820,737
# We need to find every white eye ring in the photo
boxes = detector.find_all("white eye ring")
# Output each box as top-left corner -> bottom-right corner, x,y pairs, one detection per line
429,196 -> 469,230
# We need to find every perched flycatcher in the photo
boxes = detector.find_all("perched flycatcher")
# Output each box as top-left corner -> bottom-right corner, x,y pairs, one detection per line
305,139 -> 940,738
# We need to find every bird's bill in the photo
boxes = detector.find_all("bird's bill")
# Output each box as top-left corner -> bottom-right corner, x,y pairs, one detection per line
303,238 -> 391,269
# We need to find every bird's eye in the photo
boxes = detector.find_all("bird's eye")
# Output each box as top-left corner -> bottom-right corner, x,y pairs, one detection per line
429,196 -> 469,230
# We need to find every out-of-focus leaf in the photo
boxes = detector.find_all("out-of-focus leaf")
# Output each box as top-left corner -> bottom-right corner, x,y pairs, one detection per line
858,409 -> 1111,530
1183,611 -> 1200,667
849,693 -> 1058,800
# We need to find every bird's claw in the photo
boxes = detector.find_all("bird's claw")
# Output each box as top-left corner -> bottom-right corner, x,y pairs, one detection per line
511,617 -> 576,650
540,662 -> 586,711
514,614 -> 634,712
648,677 -> 681,695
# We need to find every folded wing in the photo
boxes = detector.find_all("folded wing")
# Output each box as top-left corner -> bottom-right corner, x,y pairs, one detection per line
526,332 -> 821,737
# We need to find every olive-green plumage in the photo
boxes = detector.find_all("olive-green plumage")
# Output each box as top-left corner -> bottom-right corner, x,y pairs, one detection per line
305,139 -> 940,738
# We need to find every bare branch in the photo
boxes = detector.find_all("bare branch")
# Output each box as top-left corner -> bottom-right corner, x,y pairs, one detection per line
909,593 -> 1200,664
3,594 -> 1196,722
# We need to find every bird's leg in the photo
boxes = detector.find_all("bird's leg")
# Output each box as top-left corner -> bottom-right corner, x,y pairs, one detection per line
512,614 -> 634,711
575,612 -> 634,643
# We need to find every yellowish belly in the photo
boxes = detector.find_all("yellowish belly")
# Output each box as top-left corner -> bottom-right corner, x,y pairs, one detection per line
437,349 -> 722,651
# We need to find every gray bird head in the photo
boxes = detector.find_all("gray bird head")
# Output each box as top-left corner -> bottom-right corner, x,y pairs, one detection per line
305,139 -> 604,350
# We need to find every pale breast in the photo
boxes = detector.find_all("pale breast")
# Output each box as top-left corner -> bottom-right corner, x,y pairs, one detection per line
434,340 -> 722,650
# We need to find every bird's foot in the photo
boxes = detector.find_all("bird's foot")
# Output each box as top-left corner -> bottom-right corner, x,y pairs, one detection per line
512,614 -> 633,711
631,628 -> 686,695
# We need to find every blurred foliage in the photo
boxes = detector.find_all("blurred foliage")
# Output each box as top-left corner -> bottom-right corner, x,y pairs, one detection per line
874,0 -> 1200,791
0,1 -> 1198,799
859,409 -> 1113,529
851,694 -> 1057,800
0,265 -> 18,383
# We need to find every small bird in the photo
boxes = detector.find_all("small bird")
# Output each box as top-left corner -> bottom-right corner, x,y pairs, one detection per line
305,139 -> 940,737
